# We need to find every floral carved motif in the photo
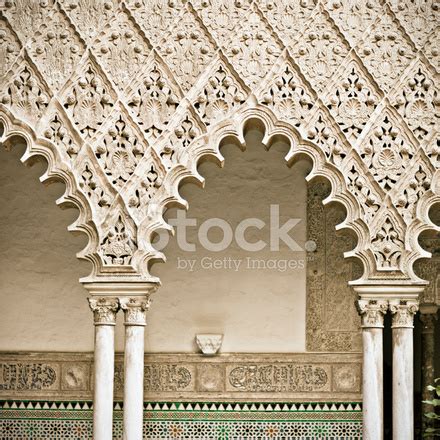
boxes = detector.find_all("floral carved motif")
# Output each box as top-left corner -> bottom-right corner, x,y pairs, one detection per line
388,0 -> 440,49
1,57 -> 50,123
423,27 -> 440,72
358,108 -> 417,191
293,6 -> 350,93
325,57 -> 382,142
325,0 -> 382,46
92,7 -> 151,89
357,9 -> 416,92
42,110 -> 81,160
94,109 -> 147,189
193,0 -> 252,47
27,2 -> 85,91
0,15 -> 21,80
224,5 -> 283,88
62,59 -> 115,139
100,213 -> 137,266
257,0 -> 316,48
158,4 -> 216,91
391,60 -> 439,142
127,56 -> 181,142
194,60 -> 248,126
259,59 -> 314,130
371,213 -> 405,270
78,161 -> 112,212
125,0 -> 183,46
60,0 -> 117,43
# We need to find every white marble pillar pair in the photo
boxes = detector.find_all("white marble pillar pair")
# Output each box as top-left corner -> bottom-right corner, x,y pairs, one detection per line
356,293 -> 420,440
87,287 -> 155,440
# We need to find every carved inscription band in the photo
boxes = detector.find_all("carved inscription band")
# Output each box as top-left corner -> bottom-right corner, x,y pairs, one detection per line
0,353 -> 362,401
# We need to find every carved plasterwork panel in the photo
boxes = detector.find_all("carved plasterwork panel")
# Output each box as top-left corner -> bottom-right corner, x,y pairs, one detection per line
0,0 -> 438,284
307,180 -> 362,352
0,352 -> 362,401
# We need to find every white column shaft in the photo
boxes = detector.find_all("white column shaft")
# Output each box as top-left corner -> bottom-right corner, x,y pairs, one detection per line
93,324 -> 115,440
392,327 -> 414,440
123,325 -> 145,440
363,327 -> 384,440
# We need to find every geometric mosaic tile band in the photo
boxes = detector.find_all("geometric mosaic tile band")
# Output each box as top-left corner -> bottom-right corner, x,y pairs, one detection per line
0,400 -> 362,439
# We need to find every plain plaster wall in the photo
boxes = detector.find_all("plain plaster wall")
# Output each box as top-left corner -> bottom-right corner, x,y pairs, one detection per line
0,131 -> 309,353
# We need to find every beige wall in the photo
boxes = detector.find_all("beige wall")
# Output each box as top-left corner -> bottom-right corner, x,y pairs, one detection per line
0,131 -> 309,353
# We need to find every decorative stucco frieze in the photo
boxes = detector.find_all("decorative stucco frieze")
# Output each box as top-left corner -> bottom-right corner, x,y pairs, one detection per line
0,363 -> 58,391
227,364 -> 329,393
0,0 -> 438,285
0,352 -> 362,401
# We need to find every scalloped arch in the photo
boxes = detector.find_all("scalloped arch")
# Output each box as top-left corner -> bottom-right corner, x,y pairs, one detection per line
0,106 -> 99,277
140,104 -> 372,282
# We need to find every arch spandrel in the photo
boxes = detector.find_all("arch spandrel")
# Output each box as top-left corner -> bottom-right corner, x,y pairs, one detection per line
0,0 -> 439,285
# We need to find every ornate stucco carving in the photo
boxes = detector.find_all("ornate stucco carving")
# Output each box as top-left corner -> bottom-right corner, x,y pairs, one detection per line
0,363 -> 58,391
306,180 -> 362,352
0,352 -> 362,401
227,364 -> 329,392
0,0 -> 438,284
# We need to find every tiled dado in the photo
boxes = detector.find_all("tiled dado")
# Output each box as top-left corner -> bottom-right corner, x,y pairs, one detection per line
0,352 -> 361,401
0,400 -> 363,439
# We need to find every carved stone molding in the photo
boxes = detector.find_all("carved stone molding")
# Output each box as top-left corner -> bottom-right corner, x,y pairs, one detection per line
356,299 -> 388,328
87,297 -> 119,325
0,352 -> 362,402
389,299 -> 419,328
0,0 -> 438,284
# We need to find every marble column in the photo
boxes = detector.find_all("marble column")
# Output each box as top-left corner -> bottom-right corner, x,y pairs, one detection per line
88,297 -> 119,440
389,299 -> 419,440
419,305 -> 438,437
357,299 -> 388,440
120,297 -> 150,440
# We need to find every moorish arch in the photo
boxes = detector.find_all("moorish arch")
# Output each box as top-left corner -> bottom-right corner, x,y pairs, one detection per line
0,0 -> 439,438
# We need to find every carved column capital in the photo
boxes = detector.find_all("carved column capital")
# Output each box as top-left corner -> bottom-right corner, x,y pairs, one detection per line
119,297 -> 151,326
88,297 -> 119,325
389,299 -> 419,328
356,299 -> 388,328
